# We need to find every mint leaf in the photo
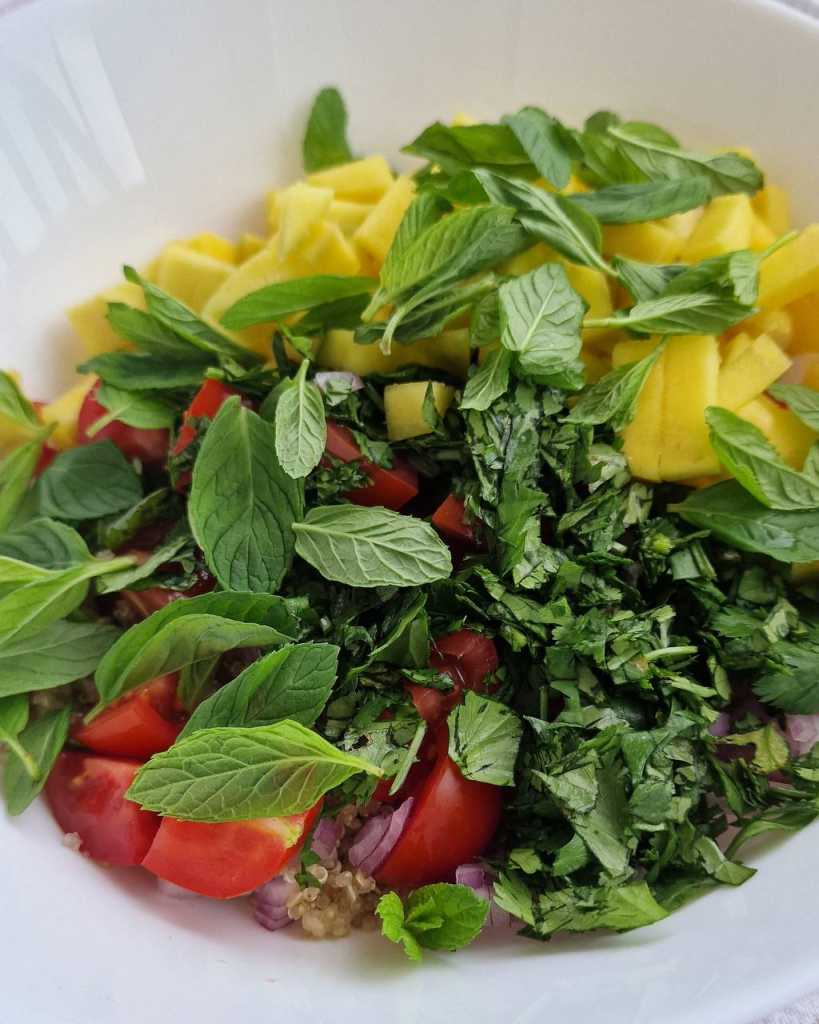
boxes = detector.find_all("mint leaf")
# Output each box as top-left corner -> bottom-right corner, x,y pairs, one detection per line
769,383 -> 819,432
673,481 -> 819,562
498,263 -> 584,381
127,720 -> 381,821
706,406 -> 819,510
403,121 -> 532,177
0,518 -> 90,569
92,591 -> 298,711
460,348 -> 513,412
3,708 -> 70,816
447,692 -> 522,786
36,441 -> 143,520
293,505 -> 452,588
179,643 -> 339,738
221,275 -> 374,330
0,693 -> 28,740
587,291 -> 750,336
189,397 -> 303,592
612,257 -> 682,301
502,106 -> 572,189
0,370 -> 39,429
0,620 -> 120,697
376,884 -> 488,960
96,488 -> 176,551
302,86 -> 353,173
566,343 -> 665,430
94,532 -> 190,594
570,177 -> 710,223
274,361 -> 327,479
80,350 -> 209,391
105,302 -> 193,355
0,429 -> 51,533
86,383 -> 175,435
378,193 -> 451,294
665,249 -> 760,306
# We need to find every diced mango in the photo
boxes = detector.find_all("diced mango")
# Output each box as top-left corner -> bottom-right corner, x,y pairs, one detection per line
758,225 -> 819,312
562,174 -> 590,195
661,208 -> 703,242
237,233 -> 266,263
580,347 -> 610,384
721,332 -> 753,365
749,213 -> 777,252
612,338 -> 665,482
354,176 -> 416,264
156,243 -> 234,313
384,381 -> 454,441
318,330 -> 401,376
265,190 -> 279,232
276,183 -> 334,258
603,222 -> 682,264
738,394 -> 818,468
753,184 -> 791,237
680,195 -> 753,262
717,333 -> 791,410
563,262 -> 613,346
500,243 -> 550,277
186,232 -> 237,264
318,328 -> 470,379
307,156 -> 394,203
326,199 -> 373,236
67,281 -> 147,356
299,221 -> 361,276
659,335 -> 721,479
752,310 -> 793,350
41,377 -> 96,449
788,293 -> 819,355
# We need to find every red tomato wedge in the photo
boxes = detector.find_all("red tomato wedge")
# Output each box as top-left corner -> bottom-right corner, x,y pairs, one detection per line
172,378 -> 239,457
431,494 -> 478,545
77,381 -> 169,463
72,674 -> 183,760
325,421 -> 419,510
408,629 -> 499,723
374,732 -> 502,889
45,753 -> 160,866
141,801 -> 323,898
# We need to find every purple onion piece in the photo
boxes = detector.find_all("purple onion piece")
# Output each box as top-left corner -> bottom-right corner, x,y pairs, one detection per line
348,797 -> 415,876
314,371 -> 364,394
455,863 -> 517,929
785,714 -> 819,758
708,712 -> 732,738
253,875 -> 298,932
311,817 -> 341,861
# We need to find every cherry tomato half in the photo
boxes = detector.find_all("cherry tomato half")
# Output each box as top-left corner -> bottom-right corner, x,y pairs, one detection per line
431,494 -> 478,546
408,629 -> 499,723
374,729 -> 502,890
72,674 -> 183,760
325,421 -> 419,511
172,379 -> 240,457
141,801 -> 323,898
78,381 -> 169,464
45,753 -> 160,866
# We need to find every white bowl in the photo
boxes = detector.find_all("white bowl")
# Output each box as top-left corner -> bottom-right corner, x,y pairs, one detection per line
2,1 -> 819,1021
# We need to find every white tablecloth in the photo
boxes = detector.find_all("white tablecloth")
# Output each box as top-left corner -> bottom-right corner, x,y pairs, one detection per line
756,992 -> 819,1024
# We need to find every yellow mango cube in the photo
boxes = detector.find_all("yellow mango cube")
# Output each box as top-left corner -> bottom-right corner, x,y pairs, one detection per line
680,195 -> 753,263
721,332 -> 753,365
717,333 -> 791,410
394,329 -> 471,379
612,337 -> 665,482
237,233 -> 266,263
186,232 -> 237,264
317,330 -> 401,376
156,243 -> 234,313
299,221 -> 361,276
67,281 -> 147,356
753,310 -> 793,350
753,185 -> 791,237
737,394 -> 818,468
307,156 -> 394,203
788,293 -> 819,355
500,243 -> 549,277
749,213 -> 777,252
580,347 -> 610,384
326,199 -> 373,236
277,183 -> 334,258
265,190 -> 280,232
354,176 -> 416,264
758,225 -> 819,311
603,222 -> 682,264
41,377 -> 96,449
384,381 -> 454,441
659,335 -> 721,479
564,263 -> 613,345
662,208 -> 703,242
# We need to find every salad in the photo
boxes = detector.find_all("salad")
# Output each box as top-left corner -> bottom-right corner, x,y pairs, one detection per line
2,87 -> 819,961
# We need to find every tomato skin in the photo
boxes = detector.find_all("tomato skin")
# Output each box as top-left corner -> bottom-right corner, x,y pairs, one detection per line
432,494 -> 477,545
72,674 -> 183,760
325,421 -> 419,511
77,381 -> 169,463
408,629 -> 499,724
172,379 -> 239,457
34,443 -> 57,477
141,801 -> 323,898
45,753 -> 160,866
374,740 -> 502,890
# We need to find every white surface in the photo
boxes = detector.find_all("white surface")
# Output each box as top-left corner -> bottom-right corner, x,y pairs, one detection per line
1,1 -> 819,1021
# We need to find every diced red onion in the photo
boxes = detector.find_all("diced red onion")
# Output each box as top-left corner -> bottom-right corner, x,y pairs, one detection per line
253,876 -> 298,932
785,714 -> 819,758
348,797 -> 414,876
311,817 -> 341,861
455,863 -> 517,929
708,712 -> 732,737
157,878 -> 201,900
314,371 -> 364,393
